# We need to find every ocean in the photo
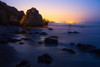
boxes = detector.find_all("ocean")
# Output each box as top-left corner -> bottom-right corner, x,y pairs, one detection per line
0,23 -> 100,67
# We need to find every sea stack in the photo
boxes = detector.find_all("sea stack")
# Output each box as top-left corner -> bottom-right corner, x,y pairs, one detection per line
20,8 -> 43,27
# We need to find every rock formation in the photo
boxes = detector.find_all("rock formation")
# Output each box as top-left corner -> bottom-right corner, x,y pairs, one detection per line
20,8 -> 43,27
0,1 -> 25,25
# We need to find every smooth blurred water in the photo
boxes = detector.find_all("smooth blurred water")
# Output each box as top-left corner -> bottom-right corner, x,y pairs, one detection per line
0,23 -> 100,67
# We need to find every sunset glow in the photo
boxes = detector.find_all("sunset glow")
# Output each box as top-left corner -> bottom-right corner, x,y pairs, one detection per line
1,0 -> 100,23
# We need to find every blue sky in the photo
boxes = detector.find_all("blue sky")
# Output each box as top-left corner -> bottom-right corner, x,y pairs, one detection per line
1,0 -> 100,23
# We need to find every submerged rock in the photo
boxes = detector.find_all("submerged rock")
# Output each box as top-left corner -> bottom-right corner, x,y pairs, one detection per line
48,28 -> 53,30
38,42 -> 43,44
49,36 -> 58,38
14,30 -> 26,34
68,31 -> 80,34
19,42 -> 24,44
20,8 -> 43,27
16,60 -> 30,67
40,32 -> 48,35
62,48 -> 76,54
38,53 -> 53,64
8,38 -> 22,43
21,38 -> 31,40
77,43 -> 96,51
89,49 -> 100,56
70,42 -> 75,45
45,37 -> 58,44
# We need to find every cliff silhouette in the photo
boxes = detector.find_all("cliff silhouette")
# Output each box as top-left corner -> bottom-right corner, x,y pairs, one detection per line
0,1 -> 48,27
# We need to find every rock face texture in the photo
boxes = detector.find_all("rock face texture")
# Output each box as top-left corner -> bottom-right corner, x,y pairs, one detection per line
20,8 -> 43,27
0,1 -> 25,25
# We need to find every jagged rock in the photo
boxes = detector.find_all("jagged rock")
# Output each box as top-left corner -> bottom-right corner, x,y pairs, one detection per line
0,1 -> 25,25
38,53 -> 53,64
20,8 -> 43,27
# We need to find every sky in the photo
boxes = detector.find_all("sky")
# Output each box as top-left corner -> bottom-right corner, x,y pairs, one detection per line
1,0 -> 100,23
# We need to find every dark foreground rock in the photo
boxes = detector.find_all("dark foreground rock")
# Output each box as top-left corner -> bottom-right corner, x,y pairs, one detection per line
38,53 -> 53,64
77,43 -> 96,51
62,48 -> 76,54
20,8 -> 43,27
16,60 -> 30,67
45,37 -> 58,44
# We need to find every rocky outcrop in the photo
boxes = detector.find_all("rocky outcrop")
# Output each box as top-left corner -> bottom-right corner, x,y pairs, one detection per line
0,1 -> 25,25
20,8 -> 43,27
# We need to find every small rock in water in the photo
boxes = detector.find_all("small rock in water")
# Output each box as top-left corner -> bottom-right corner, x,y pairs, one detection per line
14,30 -> 26,34
50,36 -> 58,38
19,42 -> 24,44
77,43 -> 96,51
8,38 -> 22,43
16,60 -> 30,67
70,42 -> 75,45
38,42 -> 43,44
48,28 -> 53,30
34,32 -> 40,34
21,38 -> 31,40
38,53 -> 53,64
0,40 -> 8,44
29,32 -> 34,34
45,37 -> 58,44
68,31 -> 73,34
73,31 -> 80,33
40,32 -> 48,35
89,49 -> 100,56
68,31 -> 80,34
62,48 -> 76,54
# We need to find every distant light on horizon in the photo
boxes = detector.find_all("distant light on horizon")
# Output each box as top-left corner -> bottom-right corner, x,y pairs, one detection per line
1,0 -> 100,23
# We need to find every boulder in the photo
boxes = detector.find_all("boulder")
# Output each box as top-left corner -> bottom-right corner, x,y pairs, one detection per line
38,53 -> 53,64
20,8 -> 43,27
0,1 -> 25,25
